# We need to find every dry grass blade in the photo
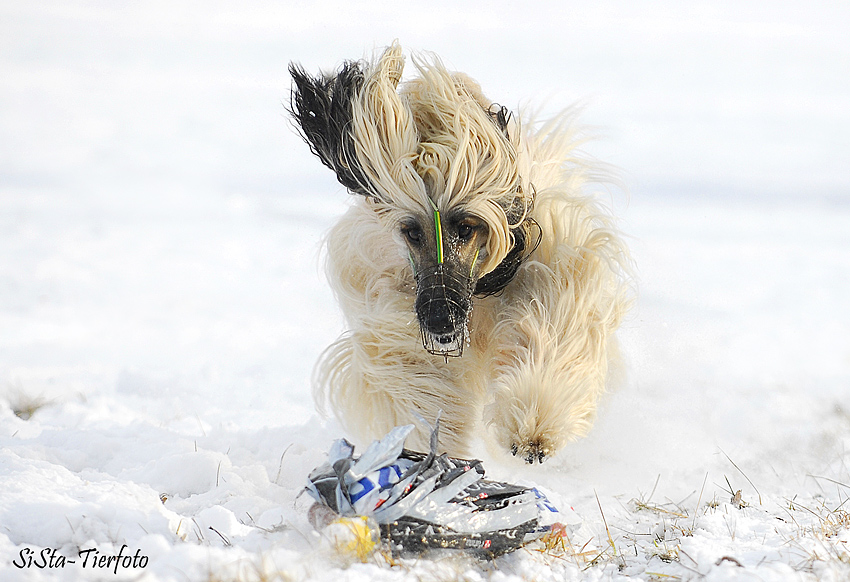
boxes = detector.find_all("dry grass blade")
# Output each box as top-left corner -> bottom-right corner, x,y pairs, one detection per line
534,525 -> 597,568
720,449 -> 762,505
596,491 -> 617,557
809,474 -> 850,490
631,500 -> 687,518
692,472 -> 709,532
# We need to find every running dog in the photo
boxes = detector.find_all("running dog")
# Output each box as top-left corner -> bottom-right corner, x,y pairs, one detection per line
289,42 -> 631,463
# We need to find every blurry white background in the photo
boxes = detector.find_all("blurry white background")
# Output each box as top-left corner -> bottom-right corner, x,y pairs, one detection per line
1,3 -> 849,577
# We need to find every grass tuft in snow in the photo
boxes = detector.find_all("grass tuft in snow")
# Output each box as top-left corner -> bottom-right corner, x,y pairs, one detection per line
7,390 -> 50,420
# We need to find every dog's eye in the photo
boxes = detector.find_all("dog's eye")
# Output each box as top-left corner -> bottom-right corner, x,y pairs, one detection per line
402,225 -> 424,245
456,223 -> 474,241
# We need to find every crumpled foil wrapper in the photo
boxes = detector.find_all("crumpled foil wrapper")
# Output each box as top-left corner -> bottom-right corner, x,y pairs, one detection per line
304,421 -> 578,557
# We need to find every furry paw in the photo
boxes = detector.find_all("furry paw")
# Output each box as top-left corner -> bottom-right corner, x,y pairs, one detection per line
510,440 -> 551,464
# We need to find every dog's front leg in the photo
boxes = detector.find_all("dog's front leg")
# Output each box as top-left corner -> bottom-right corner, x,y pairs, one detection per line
485,258 -> 621,464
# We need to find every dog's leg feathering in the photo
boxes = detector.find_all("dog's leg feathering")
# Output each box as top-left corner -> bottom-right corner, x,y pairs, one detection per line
485,195 -> 631,464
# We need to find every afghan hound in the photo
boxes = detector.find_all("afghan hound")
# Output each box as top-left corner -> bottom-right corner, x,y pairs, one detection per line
289,42 -> 631,463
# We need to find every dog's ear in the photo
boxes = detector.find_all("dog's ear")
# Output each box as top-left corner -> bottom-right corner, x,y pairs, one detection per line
474,221 -> 537,296
288,61 -> 376,198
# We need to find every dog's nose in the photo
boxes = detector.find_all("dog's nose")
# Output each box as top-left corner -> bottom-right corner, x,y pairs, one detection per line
421,300 -> 455,336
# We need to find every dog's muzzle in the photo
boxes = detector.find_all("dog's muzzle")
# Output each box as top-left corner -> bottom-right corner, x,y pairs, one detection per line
414,265 -> 474,357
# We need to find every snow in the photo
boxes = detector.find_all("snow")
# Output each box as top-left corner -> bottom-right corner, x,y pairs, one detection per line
2,1 -> 850,580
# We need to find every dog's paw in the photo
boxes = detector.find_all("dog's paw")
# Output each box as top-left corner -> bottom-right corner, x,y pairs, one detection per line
510,439 -> 551,464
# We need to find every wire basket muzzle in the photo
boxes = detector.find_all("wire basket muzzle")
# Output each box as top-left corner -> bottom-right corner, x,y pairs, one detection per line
414,265 -> 474,357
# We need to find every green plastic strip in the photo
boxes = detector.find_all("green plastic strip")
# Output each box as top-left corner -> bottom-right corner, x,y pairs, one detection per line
434,209 -> 444,264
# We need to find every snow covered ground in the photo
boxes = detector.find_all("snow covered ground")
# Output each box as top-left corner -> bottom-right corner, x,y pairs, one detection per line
2,1 -> 849,580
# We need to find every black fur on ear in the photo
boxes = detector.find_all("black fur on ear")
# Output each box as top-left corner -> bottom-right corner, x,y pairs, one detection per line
486,103 -> 513,141
474,194 -> 542,297
288,61 -> 377,199
474,219 -> 540,297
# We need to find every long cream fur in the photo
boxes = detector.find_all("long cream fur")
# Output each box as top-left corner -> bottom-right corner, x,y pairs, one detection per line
311,42 -> 632,460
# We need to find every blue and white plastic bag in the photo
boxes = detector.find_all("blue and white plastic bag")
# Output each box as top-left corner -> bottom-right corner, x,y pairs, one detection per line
305,422 -> 579,557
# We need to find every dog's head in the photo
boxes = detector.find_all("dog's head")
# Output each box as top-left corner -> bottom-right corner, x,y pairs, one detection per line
290,43 -> 536,357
